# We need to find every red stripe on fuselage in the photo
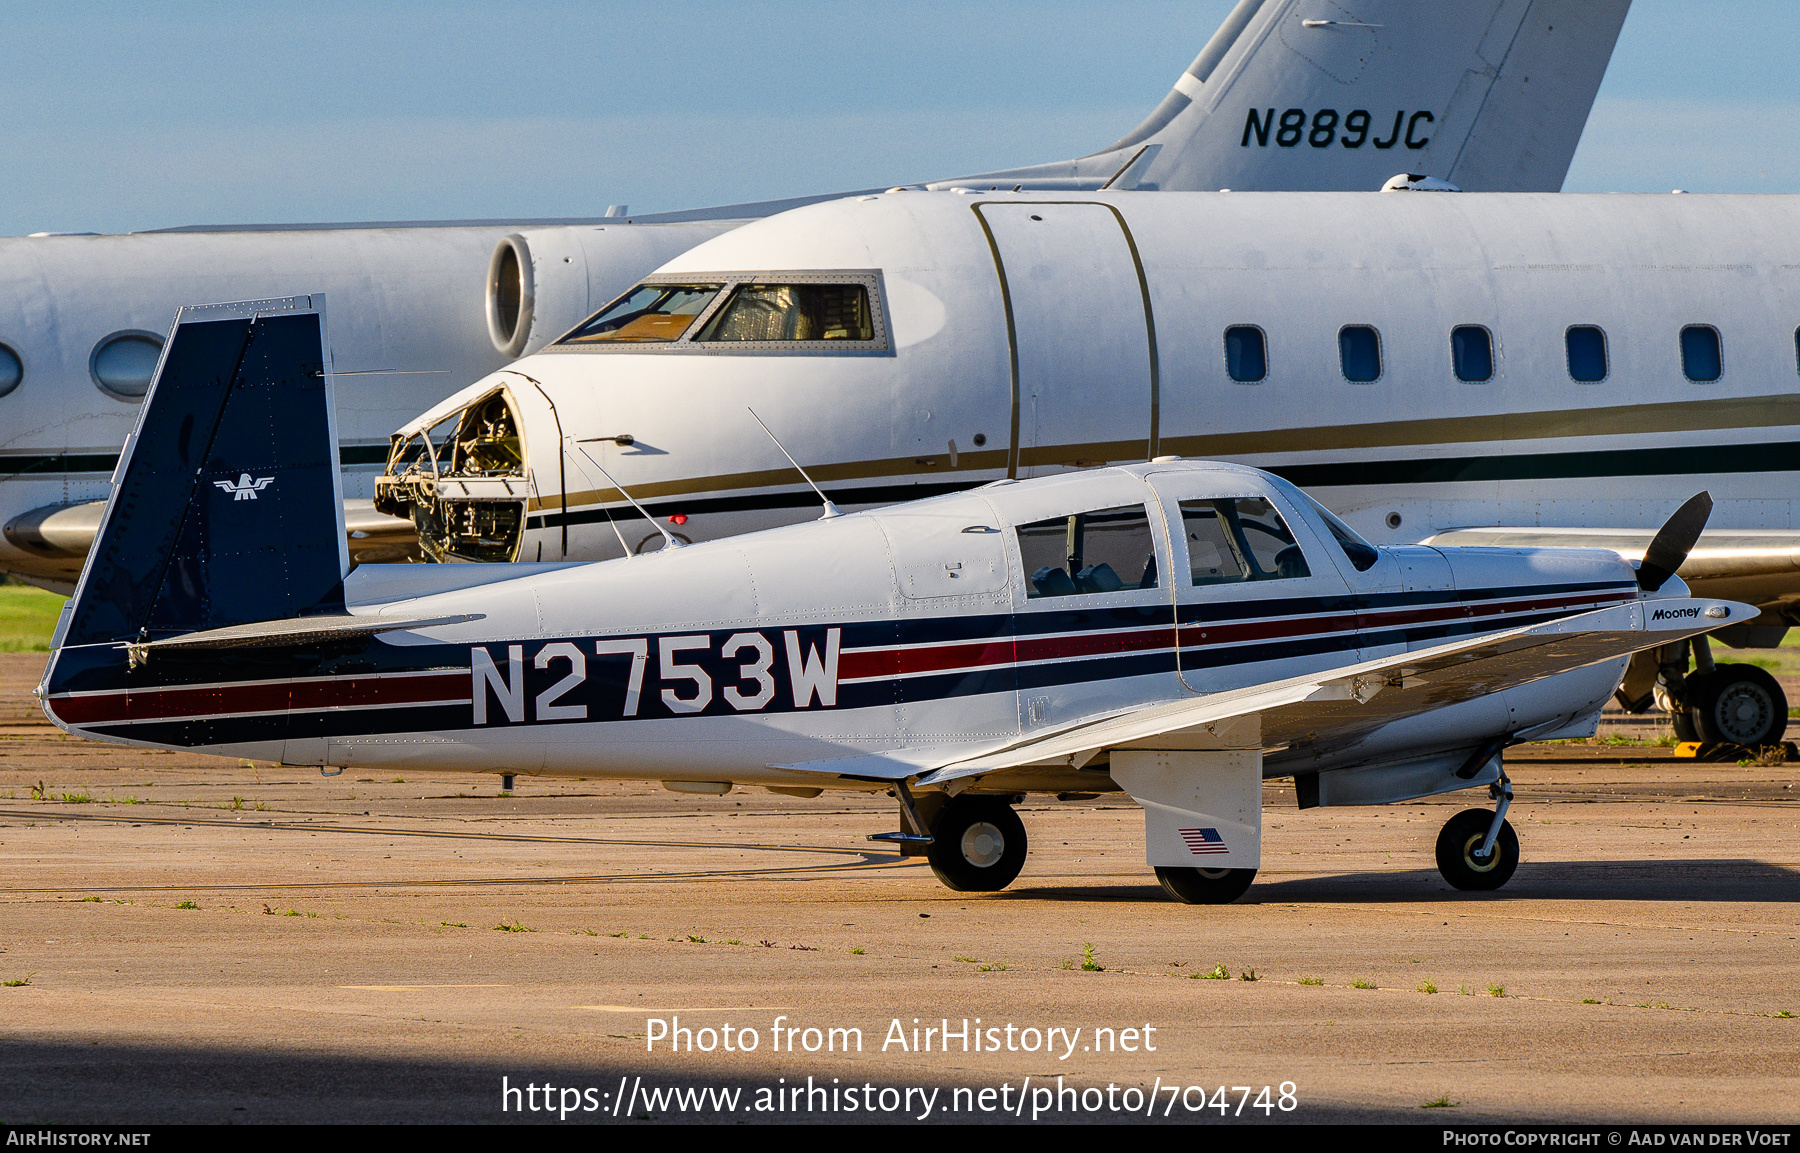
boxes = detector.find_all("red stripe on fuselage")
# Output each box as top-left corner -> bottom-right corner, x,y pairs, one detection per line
841,590 -> 1630,680
52,587 -> 1634,725
49,670 -> 469,726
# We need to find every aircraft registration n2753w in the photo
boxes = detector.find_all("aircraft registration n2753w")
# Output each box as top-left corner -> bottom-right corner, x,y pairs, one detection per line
41,298 -> 1746,901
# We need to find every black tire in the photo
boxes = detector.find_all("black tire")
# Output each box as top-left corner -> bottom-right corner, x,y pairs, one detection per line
1155,866 -> 1257,905
1434,807 -> 1519,892
926,796 -> 1027,892
1687,664 -> 1788,748
1671,708 -> 1699,743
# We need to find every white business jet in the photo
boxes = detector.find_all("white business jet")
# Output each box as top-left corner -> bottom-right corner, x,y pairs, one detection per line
0,0 -> 1630,589
40,298 -> 1741,901
376,185 -> 1800,751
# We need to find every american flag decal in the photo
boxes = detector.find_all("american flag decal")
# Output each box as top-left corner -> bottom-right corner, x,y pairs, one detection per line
1179,827 -> 1229,855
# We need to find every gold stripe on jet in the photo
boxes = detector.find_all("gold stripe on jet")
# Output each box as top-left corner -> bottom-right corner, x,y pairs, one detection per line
535,393 -> 1800,513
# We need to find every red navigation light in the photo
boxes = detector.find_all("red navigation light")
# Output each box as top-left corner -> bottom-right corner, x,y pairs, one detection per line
669,514 -> 688,525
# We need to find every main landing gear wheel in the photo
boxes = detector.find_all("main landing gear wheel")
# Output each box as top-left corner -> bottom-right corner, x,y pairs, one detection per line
926,796 -> 1027,892
1435,808 -> 1519,891
1686,664 -> 1788,748
1154,866 -> 1257,905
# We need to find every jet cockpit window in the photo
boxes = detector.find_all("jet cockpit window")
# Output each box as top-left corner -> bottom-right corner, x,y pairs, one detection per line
1179,498 -> 1310,584
558,284 -> 723,344
1017,505 -> 1159,599
695,283 -> 875,343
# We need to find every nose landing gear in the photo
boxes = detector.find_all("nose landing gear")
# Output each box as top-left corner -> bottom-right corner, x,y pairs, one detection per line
1435,772 -> 1519,891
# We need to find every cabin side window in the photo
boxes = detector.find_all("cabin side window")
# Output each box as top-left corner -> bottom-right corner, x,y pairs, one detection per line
1680,325 -> 1721,382
1339,325 -> 1381,383
0,343 -> 20,397
1017,505 -> 1159,599
1179,497 -> 1310,585
1224,326 -> 1266,383
1566,325 -> 1608,382
1451,325 -> 1493,382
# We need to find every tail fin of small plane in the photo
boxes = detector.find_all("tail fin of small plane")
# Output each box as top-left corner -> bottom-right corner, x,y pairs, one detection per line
938,0 -> 1630,194
55,296 -> 346,654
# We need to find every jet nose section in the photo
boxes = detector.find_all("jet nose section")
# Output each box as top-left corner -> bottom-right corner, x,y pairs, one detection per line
375,387 -> 531,563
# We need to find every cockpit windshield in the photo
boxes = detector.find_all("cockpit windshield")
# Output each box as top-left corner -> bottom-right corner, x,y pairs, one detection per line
694,283 -> 874,342
1302,494 -> 1381,572
559,284 -> 722,344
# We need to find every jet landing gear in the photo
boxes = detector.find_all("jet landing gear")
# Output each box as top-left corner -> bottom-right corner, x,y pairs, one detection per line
1625,638 -> 1789,750
1435,773 -> 1519,891
1682,664 -> 1787,748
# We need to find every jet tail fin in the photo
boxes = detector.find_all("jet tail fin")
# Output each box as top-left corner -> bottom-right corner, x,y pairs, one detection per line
938,0 -> 1630,194
56,296 -> 346,653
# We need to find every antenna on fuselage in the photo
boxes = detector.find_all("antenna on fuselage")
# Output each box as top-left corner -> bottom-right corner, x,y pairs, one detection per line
747,407 -> 841,520
573,439 -> 684,552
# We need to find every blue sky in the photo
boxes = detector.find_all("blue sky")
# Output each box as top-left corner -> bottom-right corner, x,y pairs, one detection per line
0,1 -> 1791,234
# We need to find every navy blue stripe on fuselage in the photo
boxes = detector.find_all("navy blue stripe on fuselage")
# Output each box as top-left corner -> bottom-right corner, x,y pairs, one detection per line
54,580 -> 1636,749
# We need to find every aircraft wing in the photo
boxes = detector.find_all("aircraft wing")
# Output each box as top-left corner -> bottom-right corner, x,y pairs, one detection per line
874,596 -> 1748,785
1424,528 -> 1800,628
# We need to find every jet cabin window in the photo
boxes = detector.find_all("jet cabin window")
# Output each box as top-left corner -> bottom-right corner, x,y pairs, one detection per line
1681,325 -> 1721,382
1017,505 -> 1159,599
1224,326 -> 1266,382
694,283 -> 874,343
1452,326 -> 1493,382
1179,498 -> 1310,585
1566,325 -> 1608,382
1339,326 -> 1381,382
559,284 -> 722,344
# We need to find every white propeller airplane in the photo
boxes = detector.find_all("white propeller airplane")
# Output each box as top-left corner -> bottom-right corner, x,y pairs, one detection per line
373,184 -> 1800,754
0,0 -> 1631,590
39,297 -> 1746,902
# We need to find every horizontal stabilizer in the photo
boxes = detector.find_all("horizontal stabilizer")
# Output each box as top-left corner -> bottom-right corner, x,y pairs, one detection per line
140,612 -> 483,653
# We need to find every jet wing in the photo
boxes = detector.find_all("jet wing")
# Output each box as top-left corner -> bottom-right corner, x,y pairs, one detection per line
1424,528 -> 1800,621
773,597 -> 1747,786
4,497 -> 418,586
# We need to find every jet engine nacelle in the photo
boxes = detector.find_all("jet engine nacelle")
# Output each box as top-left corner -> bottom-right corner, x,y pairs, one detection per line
486,222 -> 742,359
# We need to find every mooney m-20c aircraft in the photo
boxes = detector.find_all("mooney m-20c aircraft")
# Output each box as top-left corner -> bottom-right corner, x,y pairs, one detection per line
0,0 -> 1631,589
377,188 -> 1800,753
40,298 -> 1743,902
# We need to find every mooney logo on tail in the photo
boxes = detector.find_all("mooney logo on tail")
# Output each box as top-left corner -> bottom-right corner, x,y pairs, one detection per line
214,474 -> 274,501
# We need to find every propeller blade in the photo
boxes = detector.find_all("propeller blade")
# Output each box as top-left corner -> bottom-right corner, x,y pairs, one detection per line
1637,491 -> 1712,592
